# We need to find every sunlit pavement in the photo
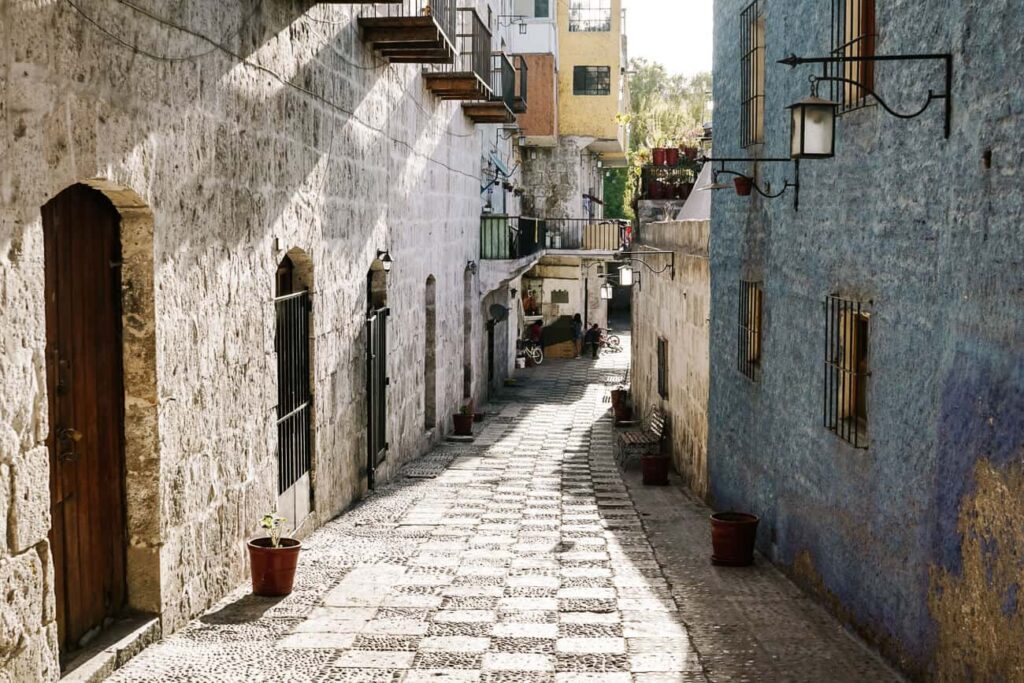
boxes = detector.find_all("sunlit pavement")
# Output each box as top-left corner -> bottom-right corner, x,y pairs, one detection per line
110,333 -> 900,682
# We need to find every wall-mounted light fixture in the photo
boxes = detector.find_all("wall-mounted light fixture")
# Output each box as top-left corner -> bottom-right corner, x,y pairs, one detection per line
616,248 -> 676,282
376,250 -> 393,273
467,260 -> 478,274
697,157 -> 801,210
599,283 -> 614,300
788,82 -> 837,160
618,265 -> 634,287
779,52 -> 953,139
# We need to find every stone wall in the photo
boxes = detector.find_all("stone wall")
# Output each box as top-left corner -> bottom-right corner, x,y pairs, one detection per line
630,220 -> 710,497
0,1 -> 511,676
710,1 -> 1024,677
521,136 -> 602,218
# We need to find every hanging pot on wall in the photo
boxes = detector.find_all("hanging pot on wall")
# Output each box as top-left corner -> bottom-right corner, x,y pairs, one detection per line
733,176 -> 753,196
248,538 -> 301,596
710,512 -> 760,566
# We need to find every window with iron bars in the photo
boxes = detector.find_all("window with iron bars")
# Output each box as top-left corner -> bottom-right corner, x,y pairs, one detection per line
740,0 -> 765,147
738,280 -> 763,380
823,295 -> 870,448
657,337 -> 669,399
569,0 -> 612,32
830,0 -> 876,111
573,66 -> 611,96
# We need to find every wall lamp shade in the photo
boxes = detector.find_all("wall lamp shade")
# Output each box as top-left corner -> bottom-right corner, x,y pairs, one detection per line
377,250 -> 394,273
600,283 -> 614,300
618,265 -> 634,287
789,95 -> 837,159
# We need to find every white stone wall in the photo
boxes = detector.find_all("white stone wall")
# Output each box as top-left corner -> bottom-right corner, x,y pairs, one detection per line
0,1 -> 510,676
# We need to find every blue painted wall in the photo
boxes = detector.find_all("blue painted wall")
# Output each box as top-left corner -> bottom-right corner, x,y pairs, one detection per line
708,1 -> 1024,677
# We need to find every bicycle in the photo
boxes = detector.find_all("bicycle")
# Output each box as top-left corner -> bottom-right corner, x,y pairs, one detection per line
517,339 -> 544,365
600,329 -> 622,352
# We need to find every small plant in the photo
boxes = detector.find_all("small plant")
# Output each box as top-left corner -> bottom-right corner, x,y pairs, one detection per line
260,512 -> 287,548
459,403 -> 473,415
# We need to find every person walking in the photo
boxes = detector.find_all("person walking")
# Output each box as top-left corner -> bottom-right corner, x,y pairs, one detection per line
584,324 -> 601,359
570,313 -> 583,358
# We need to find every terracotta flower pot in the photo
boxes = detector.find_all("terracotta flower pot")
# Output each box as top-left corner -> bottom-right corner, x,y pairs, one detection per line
683,146 -> 698,160
733,177 -> 753,196
610,389 -> 628,408
648,180 -> 666,200
664,148 -> 680,166
613,403 -> 633,423
652,148 -> 668,166
642,454 -> 670,486
453,413 -> 474,436
248,537 -> 301,597
710,512 -> 760,566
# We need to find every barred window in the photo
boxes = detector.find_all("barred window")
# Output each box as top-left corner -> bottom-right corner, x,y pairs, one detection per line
830,0 -> 876,110
740,1 -> 765,147
738,280 -> 763,380
569,0 -> 612,32
657,337 -> 669,399
573,66 -> 611,96
824,295 -> 869,448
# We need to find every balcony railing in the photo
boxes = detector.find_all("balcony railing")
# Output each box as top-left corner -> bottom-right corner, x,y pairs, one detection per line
463,53 -> 517,124
357,0 -> 457,64
480,216 -> 630,260
423,8 -> 492,100
512,55 -> 528,114
481,216 -> 546,260
640,164 -> 699,201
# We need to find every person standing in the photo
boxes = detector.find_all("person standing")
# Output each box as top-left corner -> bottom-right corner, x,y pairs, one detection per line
570,313 -> 583,358
584,324 -> 601,359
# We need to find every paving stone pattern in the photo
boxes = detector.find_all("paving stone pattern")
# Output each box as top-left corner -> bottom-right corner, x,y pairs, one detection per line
110,335 -> 901,682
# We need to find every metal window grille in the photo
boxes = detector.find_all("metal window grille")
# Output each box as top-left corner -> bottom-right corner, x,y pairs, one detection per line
738,280 -> 763,380
657,337 -> 669,399
823,295 -> 870,448
275,290 -> 312,496
573,66 -> 611,96
830,0 -> 876,111
569,0 -> 612,32
740,1 -> 765,147
366,306 -> 389,488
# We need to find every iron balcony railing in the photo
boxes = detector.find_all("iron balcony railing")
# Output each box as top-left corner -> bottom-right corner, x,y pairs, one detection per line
640,164 -> 698,200
543,218 -> 628,251
481,216 -> 546,260
512,54 -> 528,113
366,0 -> 457,50
458,8 -> 492,89
489,53 -> 517,112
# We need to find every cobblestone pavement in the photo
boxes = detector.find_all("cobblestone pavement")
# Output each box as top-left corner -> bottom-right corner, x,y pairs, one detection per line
110,334 -> 901,682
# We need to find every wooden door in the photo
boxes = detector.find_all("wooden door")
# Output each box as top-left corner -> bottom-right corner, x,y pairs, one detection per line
43,184 -> 128,656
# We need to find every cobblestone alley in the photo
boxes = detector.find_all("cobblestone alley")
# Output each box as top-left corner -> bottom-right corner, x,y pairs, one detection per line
109,336 -> 900,683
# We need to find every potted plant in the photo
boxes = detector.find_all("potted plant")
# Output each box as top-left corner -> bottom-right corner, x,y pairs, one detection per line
733,176 -> 753,196
682,146 -> 699,160
710,511 -> 760,566
247,513 -> 301,597
642,452 -> 670,486
612,398 -> 633,423
610,387 -> 628,409
453,404 -> 474,436
664,147 -> 680,166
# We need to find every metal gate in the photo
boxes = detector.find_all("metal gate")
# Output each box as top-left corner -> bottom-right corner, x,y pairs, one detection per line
275,290 -> 312,498
366,307 -> 389,488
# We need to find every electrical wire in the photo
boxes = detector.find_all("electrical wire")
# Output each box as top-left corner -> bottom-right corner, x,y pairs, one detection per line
62,0 -> 484,180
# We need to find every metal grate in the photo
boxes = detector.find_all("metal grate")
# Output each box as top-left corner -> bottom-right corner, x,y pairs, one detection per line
830,0 -> 876,111
740,0 -> 765,147
657,337 -> 669,399
823,295 -> 870,448
275,290 -> 312,496
573,66 -> 611,96
367,306 -> 389,488
569,0 -> 612,32
738,280 -> 763,381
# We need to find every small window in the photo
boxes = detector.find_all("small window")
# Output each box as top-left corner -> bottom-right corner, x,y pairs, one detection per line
738,280 -> 763,380
831,0 -> 876,110
569,0 -> 611,32
824,295 -> 869,448
534,0 -> 549,18
657,337 -> 669,399
740,1 -> 765,147
573,66 -> 611,96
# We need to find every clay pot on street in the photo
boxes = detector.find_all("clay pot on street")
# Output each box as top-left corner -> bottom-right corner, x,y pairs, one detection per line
248,538 -> 301,597
641,454 -> 670,486
610,389 -> 628,409
710,512 -> 760,566
453,413 -> 474,436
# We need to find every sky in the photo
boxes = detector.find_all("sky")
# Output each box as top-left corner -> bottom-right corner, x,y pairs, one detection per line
624,0 -> 713,78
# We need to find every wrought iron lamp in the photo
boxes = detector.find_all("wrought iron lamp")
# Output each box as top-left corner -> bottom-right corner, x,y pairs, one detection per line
618,265 -> 634,287
788,81 -> 837,159
376,250 -> 393,273
599,283 -> 614,300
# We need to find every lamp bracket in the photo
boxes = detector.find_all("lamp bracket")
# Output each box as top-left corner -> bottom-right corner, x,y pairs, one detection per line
779,52 -> 952,138
620,249 -> 676,280
703,159 -> 802,211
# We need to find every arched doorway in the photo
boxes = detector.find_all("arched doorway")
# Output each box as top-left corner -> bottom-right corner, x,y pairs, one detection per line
463,266 -> 474,399
424,276 -> 437,430
42,182 -> 160,660
366,265 -> 389,489
274,251 -> 314,531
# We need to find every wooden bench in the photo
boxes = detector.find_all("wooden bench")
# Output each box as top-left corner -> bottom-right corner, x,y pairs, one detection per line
616,409 -> 668,467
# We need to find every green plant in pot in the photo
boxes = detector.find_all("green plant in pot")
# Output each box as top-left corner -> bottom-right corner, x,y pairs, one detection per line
247,512 -> 301,597
453,403 -> 474,436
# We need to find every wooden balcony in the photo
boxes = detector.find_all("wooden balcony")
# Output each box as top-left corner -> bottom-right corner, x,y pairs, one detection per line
462,53 -> 516,124
422,8 -> 491,100
358,0 -> 457,64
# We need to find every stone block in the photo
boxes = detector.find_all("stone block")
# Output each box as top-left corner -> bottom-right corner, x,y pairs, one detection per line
8,447 -> 50,553
0,550 -> 45,656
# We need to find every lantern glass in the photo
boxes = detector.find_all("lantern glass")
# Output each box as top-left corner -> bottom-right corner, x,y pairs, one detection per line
600,283 -> 613,300
619,265 -> 634,287
789,95 -> 836,159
